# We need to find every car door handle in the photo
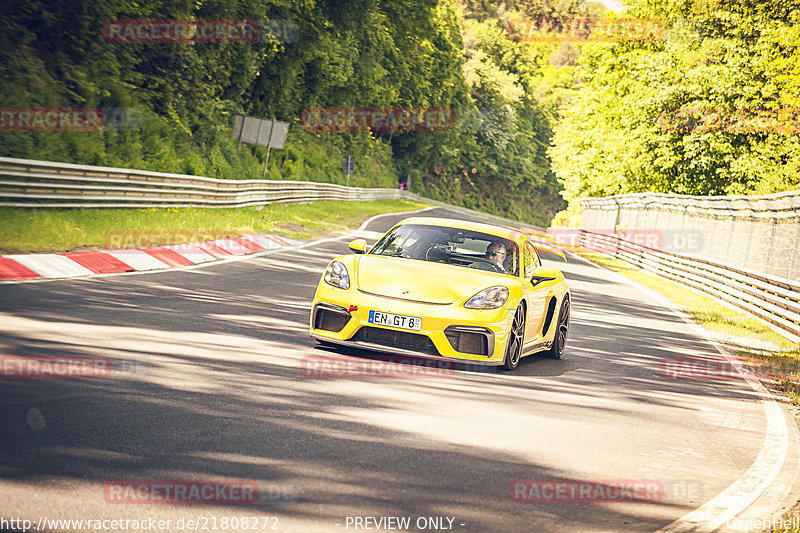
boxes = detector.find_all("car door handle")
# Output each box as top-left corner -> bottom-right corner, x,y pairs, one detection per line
530,275 -> 557,287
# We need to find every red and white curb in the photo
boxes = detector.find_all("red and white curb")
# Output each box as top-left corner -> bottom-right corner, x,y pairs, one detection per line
0,234 -> 299,282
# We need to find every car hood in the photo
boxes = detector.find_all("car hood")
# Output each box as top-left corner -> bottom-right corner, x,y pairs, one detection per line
355,255 -> 506,305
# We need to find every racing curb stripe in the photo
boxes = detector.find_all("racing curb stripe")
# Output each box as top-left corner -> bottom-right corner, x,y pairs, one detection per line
192,242 -> 232,258
0,257 -> 40,280
569,252 -> 794,533
229,237 -> 265,252
163,244 -> 218,264
242,235 -> 285,249
208,238 -> 251,255
5,254 -> 95,278
136,247 -> 195,267
61,251 -> 135,274
264,234 -> 291,246
0,233 -> 302,282
105,249 -> 172,271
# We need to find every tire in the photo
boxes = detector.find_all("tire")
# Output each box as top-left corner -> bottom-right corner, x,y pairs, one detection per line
502,305 -> 526,371
543,295 -> 570,359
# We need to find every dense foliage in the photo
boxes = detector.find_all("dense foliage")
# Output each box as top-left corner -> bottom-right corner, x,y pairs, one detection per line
0,0 -> 587,226
5,0 -> 796,227
0,0 -> 401,188
549,0 -> 800,223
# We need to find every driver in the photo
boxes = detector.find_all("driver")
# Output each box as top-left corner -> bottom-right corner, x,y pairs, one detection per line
486,242 -> 508,273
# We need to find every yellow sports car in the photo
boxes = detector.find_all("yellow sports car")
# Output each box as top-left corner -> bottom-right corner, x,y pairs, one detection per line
309,217 -> 570,370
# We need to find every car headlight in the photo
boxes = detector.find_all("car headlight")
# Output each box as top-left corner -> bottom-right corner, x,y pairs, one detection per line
464,286 -> 509,309
323,261 -> 350,289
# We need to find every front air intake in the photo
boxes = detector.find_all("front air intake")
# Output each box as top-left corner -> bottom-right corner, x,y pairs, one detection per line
313,303 -> 351,333
353,327 -> 440,356
444,326 -> 493,356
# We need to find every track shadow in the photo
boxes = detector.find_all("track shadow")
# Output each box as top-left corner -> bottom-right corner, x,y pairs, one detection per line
0,207 -> 769,532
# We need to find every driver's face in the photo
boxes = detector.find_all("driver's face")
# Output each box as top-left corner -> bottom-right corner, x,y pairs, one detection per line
487,246 -> 506,266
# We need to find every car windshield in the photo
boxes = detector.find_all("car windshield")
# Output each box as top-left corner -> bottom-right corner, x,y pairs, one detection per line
369,224 -> 518,276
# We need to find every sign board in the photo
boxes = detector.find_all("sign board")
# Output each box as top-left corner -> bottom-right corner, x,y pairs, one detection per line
269,121 -> 289,150
232,113 -> 290,178
232,114 -> 244,139
240,116 -> 262,145
232,114 -> 289,149
256,120 -> 274,147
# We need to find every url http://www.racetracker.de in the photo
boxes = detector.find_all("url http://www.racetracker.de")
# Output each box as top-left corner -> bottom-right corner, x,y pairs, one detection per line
0,515 -> 281,532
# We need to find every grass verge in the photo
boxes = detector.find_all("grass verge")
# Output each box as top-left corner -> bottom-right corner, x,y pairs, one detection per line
0,199 -> 431,254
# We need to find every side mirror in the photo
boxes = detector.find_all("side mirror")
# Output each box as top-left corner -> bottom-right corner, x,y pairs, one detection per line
348,239 -> 368,254
530,267 -> 560,287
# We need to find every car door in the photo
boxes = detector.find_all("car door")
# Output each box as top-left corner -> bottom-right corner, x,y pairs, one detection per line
521,240 -> 550,348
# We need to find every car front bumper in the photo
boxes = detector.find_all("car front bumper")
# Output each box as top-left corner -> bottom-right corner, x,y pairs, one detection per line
309,281 -> 517,365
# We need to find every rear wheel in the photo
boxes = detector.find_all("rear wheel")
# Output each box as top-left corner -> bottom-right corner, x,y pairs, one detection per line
543,295 -> 570,359
502,306 -> 526,371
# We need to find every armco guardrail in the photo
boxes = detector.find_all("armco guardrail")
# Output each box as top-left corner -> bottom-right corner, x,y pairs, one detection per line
578,229 -> 800,343
580,191 -> 800,281
0,157 -> 404,208
0,156 -> 543,231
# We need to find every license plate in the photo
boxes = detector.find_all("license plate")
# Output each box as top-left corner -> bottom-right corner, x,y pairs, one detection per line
368,310 -> 422,331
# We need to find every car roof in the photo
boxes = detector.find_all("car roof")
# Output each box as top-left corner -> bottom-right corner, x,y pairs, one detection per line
395,217 -> 527,241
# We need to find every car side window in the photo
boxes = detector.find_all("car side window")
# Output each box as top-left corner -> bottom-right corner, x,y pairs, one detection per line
523,241 -> 540,278
505,242 -> 519,276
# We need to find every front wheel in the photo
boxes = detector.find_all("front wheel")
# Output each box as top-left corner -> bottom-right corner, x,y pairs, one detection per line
543,295 -> 570,359
502,306 -> 526,371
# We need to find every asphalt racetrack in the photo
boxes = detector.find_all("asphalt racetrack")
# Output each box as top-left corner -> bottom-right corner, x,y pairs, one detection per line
1,207 -> 798,533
